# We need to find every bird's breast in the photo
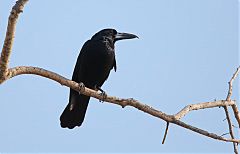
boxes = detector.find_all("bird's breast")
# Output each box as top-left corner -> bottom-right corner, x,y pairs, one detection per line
79,41 -> 115,86
90,41 -> 115,67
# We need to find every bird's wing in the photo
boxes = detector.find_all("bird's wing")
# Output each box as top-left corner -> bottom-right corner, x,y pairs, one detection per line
72,40 -> 91,82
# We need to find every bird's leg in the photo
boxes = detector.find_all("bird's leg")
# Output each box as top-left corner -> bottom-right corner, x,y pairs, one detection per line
95,86 -> 107,102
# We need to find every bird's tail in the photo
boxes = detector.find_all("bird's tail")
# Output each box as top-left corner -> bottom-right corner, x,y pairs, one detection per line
60,90 -> 90,129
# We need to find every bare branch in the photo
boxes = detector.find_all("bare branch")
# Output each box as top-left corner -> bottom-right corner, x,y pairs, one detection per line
0,0 -> 28,82
232,104 -> 240,128
224,66 -> 240,154
223,106 -> 238,154
226,66 -> 240,101
226,66 -> 240,127
172,118 -> 240,143
221,132 -> 230,137
174,100 -> 235,120
3,66 -> 240,144
162,122 -> 169,144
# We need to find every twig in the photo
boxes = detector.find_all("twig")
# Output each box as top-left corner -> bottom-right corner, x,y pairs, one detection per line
221,132 -> 230,137
232,104 -> 240,128
226,66 -> 240,101
174,100 -> 235,120
224,66 -> 240,154
162,122 -> 169,144
232,125 -> 238,129
226,66 -> 240,127
223,106 -> 238,154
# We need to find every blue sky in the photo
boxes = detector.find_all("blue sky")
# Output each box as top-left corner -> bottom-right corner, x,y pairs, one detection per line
0,0 -> 239,153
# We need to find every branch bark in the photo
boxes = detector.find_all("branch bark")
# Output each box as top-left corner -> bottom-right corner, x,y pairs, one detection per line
227,66 -> 240,127
0,0 -> 28,82
3,66 -> 240,144
224,106 -> 238,154
174,100 -> 235,120
224,66 -> 240,154
0,0 -> 239,153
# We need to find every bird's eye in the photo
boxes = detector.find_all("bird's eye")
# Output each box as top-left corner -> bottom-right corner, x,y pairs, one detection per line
112,29 -> 117,35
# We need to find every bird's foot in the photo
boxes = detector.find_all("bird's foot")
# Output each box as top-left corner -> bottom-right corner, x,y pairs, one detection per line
78,82 -> 85,94
99,91 -> 107,103
95,86 -> 107,102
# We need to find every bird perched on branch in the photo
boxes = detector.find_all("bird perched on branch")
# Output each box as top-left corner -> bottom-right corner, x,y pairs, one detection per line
60,28 -> 138,129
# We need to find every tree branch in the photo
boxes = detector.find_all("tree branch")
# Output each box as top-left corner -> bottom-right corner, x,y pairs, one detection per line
174,100 -> 235,120
223,106 -> 238,154
232,104 -> 240,128
224,66 -> 240,154
0,0 -> 28,82
227,66 -> 240,127
226,66 -> 240,101
3,66 -> 240,144
162,122 -> 169,144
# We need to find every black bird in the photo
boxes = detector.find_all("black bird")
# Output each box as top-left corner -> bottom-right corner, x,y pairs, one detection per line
60,28 -> 138,129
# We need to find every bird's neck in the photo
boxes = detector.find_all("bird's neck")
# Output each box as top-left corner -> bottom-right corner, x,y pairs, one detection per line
102,37 -> 115,50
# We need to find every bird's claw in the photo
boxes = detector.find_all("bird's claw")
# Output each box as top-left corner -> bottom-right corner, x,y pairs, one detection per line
78,82 -> 85,94
94,86 -> 107,102
99,91 -> 107,103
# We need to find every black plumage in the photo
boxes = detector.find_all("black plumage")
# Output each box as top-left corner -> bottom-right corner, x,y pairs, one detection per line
60,28 -> 138,129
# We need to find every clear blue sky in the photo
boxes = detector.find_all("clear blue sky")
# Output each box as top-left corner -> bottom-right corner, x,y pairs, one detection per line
0,0 -> 239,153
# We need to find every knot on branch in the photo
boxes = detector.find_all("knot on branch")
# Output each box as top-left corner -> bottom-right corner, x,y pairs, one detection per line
13,0 -> 27,14
0,68 -> 10,84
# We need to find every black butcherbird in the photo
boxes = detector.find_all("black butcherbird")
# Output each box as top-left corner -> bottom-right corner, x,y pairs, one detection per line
60,29 -> 138,129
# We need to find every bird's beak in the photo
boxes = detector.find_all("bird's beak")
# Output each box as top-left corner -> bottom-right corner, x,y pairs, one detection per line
115,32 -> 139,42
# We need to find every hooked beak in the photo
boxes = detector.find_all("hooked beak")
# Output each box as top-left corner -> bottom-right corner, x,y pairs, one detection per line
114,32 -> 139,42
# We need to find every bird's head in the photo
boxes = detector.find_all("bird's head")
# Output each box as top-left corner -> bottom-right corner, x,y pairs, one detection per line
91,28 -> 138,43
